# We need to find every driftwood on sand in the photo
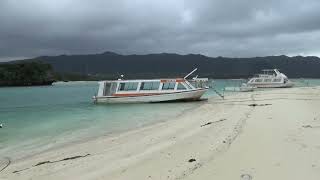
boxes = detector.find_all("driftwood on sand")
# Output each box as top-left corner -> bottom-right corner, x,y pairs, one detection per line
34,154 -> 91,167
12,154 -> 90,174
248,103 -> 272,107
200,118 -> 227,127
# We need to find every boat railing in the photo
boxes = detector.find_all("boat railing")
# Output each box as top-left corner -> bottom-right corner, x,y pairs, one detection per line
189,78 -> 209,88
256,74 -> 276,78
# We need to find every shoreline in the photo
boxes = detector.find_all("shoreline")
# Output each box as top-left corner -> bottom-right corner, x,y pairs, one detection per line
1,99 -> 207,163
1,91 -> 254,179
1,86 -> 320,180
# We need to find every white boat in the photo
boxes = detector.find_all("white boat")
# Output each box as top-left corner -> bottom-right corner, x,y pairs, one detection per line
93,69 -> 208,103
247,69 -> 294,88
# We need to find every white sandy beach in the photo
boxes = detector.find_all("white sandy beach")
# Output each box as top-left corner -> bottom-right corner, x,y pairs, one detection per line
1,86 -> 320,180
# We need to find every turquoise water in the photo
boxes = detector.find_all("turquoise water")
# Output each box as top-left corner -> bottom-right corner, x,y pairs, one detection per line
0,81 -> 213,159
0,79 -> 319,159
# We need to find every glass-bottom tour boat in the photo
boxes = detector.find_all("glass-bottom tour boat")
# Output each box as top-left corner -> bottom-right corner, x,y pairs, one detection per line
93,69 -> 209,103
247,69 -> 294,88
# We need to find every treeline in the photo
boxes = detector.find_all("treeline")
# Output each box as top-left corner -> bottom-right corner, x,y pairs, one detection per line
20,52 -> 320,79
6,52 -> 320,82
0,62 -> 55,86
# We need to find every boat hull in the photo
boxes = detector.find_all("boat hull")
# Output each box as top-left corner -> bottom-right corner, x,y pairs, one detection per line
247,81 -> 294,88
93,88 -> 208,103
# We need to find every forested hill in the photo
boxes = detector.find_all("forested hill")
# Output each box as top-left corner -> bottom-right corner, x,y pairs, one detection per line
0,62 -> 54,86
16,52 -> 320,79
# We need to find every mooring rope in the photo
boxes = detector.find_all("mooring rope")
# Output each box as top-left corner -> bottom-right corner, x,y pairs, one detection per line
212,88 -> 224,99
0,157 -> 11,173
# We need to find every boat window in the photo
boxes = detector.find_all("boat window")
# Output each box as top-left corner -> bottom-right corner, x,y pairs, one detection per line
255,79 -> 263,82
264,79 -> 272,82
177,83 -> 187,90
162,82 -> 176,90
118,82 -> 138,91
103,82 -> 118,96
140,81 -> 160,90
103,82 -> 111,96
272,78 -> 282,82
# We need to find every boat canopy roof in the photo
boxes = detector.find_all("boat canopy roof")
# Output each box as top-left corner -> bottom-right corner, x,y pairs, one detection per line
253,69 -> 280,76
261,69 -> 278,71
100,78 -> 187,83
100,68 -> 201,83
261,69 -> 281,74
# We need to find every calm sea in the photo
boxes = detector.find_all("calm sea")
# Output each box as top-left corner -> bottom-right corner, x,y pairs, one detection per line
0,79 -> 319,160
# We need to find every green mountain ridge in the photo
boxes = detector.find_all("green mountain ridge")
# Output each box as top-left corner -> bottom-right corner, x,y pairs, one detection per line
9,52 -> 320,79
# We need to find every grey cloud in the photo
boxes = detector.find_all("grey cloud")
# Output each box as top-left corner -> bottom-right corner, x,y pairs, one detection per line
1,0 -> 320,61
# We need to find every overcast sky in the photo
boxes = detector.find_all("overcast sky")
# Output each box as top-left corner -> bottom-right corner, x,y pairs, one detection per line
1,0 -> 320,61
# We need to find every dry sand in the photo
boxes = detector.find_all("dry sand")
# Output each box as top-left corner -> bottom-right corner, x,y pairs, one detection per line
1,86 -> 320,180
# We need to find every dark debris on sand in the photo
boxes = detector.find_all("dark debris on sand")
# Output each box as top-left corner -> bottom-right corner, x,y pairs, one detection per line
12,154 -> 91,174
188,158 -> 196,163
248,103 -> 272,107
34,154 -> 91,167
200,119 -> 227,127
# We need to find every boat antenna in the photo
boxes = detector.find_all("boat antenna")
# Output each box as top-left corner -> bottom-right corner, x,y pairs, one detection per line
192,75 -> 199,80
184,68 -> 198,79
118,74 -> 124,80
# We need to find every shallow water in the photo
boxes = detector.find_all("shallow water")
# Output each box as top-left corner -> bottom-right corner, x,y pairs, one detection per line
0,79 -> 319,159
0,81 -> 213,159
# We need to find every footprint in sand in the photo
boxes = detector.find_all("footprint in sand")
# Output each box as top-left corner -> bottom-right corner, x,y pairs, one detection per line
240,174 -> 252,180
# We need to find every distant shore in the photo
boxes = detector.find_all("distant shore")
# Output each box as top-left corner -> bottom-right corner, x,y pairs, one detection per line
0,80 -> 55,87
1,86 -> 320,180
